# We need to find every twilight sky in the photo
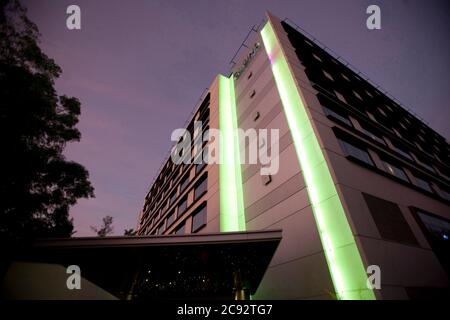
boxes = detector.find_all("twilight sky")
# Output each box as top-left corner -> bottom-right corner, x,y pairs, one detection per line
21,0 -> 449,236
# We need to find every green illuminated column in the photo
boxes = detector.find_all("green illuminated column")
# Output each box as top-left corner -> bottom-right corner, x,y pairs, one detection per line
261,21 -> 375,300
218,75 -> 246,232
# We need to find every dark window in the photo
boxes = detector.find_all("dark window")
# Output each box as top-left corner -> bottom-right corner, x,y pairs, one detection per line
196,147 -> 208,174
192,204 -> 207,233
414,175 -> 434,193
338,138 -> 374,166
392,143 -> 414,162
194,175 -> 208,200
360,125 -> 386,145
363,193 -> 418,245
167,210 -> 175,227
323,106 -> 352,127
157,223 -> 164,235
177,197 -> 188,217
417,158 -> 435,173
175,223 -> 185,235
382,160 -> 409,182
414,209 -> 450,275
170,190 -> 177,206
180,174 -> 189,192
440,188 -> 450,202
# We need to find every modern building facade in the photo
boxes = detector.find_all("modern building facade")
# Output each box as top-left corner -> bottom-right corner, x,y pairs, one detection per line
137,12 -> 450,299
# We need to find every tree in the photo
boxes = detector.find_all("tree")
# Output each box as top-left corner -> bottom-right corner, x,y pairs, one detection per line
0,0 -> 94,243
91,215 -> 114,237
124,228 -> 136,236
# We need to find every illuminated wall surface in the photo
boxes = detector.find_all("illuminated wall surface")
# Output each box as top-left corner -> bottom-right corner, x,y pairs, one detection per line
218,75 -> 246,232
260,21 -> 376,300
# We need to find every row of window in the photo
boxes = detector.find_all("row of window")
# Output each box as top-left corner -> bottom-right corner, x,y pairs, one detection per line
143,95 -> 211,214
143,142 -> 209,223
145,174 -> 208,236
337,136 -> 450,202
287,21 -> 448,164
324,105 -> 450,181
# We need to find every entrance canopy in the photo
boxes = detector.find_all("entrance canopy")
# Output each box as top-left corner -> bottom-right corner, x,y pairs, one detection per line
2,230 -> 281,300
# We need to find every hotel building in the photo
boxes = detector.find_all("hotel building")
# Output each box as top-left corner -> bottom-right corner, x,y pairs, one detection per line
136,12 -> 450,300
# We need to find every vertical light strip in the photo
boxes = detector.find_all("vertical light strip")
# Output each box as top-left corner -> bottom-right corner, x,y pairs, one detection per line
261,21 -> 375,300
218,75 -> 246,232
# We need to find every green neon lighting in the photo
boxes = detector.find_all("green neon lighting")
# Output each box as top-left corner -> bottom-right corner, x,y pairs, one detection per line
218,75 -> 246,232
261,21 -> 375,300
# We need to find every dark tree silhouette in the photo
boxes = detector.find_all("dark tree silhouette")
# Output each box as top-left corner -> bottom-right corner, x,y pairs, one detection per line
124,228 -> 136,236
0,0 -> 94,243
91,215 -> 114,237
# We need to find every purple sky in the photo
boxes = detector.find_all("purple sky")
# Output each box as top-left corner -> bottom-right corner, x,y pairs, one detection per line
22,0 -> 449,236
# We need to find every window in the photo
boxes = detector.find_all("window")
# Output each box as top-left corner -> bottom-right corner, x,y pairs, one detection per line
338,138 -> 374,166
323,106 -> 352,127
175,223 -> 185,235
157,223 -> 164,235
195,146 -> 208,174
180,174 -> 190,192
192,204 -> 207,233
382,159 -> 409,182
414,175 -> 434,193
353,90 -> 362,100
312,53 -> 322,62
440,188 -> 450,202
342,73 -> 350,81
194,175 -> 208,200
417,158 -> 435,173
167,210 -> 175,227
363,193 -> 417,245
249,89 -> 256,98
177,197 -> 188,216
392,143 -> 414,162
323,70 -> 334,81
366,111 -> 377,122
360,125 -> 386,145
334,91 -> 347,104
414,210 -> 450,274
378,108 -> 387,117
247,71 -> 253,80
169,190 -> 177,206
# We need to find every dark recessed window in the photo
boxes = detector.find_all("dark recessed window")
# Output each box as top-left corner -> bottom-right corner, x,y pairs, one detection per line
378,108 -> 387,117
323,70 -> 334,81
167,210 -> 175,227
417,158 -> 435,173
249,89 -> 256,98
177,197 -> 188,217
195,147 -> 208,174
175,223 -> 185,235
169,190 -> 177,206
360,125 -> 386,145
392,143 -> 414,162
180,174 -> 190,192
192,204 -> 207,233
194,174 -> 208,201
440,188 -> 450,202
382,159 -> 409,182
363,193 -> 417,245
414,175 -> 434,193
247,71 -> 253,80
414,210 -> 450,274
338,138 -> 374,166
323,106 -> 352,127
157,223 -> 164,235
